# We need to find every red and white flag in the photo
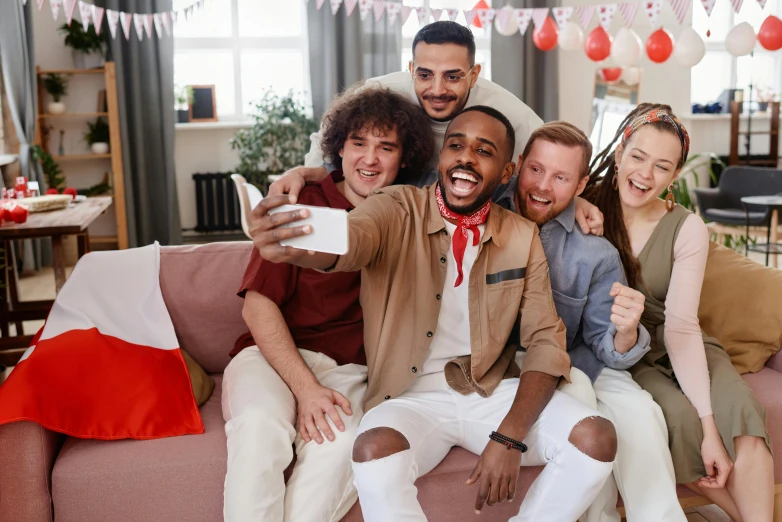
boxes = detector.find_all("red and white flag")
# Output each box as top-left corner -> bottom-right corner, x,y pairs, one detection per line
401,5 -> 413,24
143,14 -> 154,39
78,1 -> 92,32
597,4 -> 617,30
92,5 -> 105,35
0,244 -> 204,440
162,11 -> 172,36
463,9 -> 478,26
445,8 -> 460,21
575,5 -> 595,29
552,7 -> 574,30
344,0 -> 359,17
495,7 -> 514,29
431,8 -> 444,21
133,13 -> 145,40
758,0 -> 767,8
171,10 -> 179,25
387,2 -> 402,24
700,0 -> 717,15
669,0 -> 690,23
416,6 -> 428,25
64,0 -> 78,25
330,0 -> 343,16
531,8 -> 548,28
36,0 -> 46,12
153,13 -> 163,38
106,9 -> 120,38
644,0 -> 663,28
373,0 -> 386,22
618,2 -> 639,27
477,8 -> 496,26
358,0 -> 372,20
120,12 -> 133,40
316,0 -> 326,10
50,0 -> 62,22
730,0 -> 743,13
515,8 -> 533,34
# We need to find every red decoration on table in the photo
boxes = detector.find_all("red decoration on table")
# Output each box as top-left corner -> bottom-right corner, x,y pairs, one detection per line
10,203 -> 29,224
533,16 -> 559,51
585,26 -> 612,61
646,28 -> 675,63
63,187 -> 78,200
46,188 -> 60,195
758,15 -> 782,51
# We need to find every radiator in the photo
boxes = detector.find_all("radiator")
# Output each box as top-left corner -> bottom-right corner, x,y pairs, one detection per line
192,172 -> 242,232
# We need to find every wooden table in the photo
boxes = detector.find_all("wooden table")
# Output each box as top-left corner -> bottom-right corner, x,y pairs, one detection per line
0,196 -> 112,364
741,195 -> 782,268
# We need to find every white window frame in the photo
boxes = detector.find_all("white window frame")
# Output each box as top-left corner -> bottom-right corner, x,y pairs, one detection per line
174,0 -> 311,121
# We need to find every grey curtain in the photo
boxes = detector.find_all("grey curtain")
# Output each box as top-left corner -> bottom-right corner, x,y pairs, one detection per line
490,0 -> 558,122
307,2 -> 402,119
98,0 -> 181,247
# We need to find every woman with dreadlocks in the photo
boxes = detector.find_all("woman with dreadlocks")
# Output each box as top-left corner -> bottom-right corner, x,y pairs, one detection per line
584,103 -> 773,521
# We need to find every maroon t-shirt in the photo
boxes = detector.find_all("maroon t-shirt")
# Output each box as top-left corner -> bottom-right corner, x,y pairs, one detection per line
231,171 -> 365,366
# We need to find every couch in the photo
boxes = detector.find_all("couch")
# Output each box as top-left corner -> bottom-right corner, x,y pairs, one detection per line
1,242 -> 782,521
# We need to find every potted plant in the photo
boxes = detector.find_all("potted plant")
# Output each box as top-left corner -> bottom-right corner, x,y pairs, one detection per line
83,117 -> 110,154
31,145 -> 67,193
755,85 -> 778,112
230,89 -> 319,190
59,22 -> 105,69
42,74 -> 69,114
174,85 -> 194,123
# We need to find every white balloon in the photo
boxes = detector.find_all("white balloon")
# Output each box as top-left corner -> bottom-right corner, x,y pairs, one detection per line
622,67 -> 641,86
494,6 -> 518,37
673,27 -> 705,67
558,21 -> 584,51
611,28 -> 643,67
725,22 -> 757,57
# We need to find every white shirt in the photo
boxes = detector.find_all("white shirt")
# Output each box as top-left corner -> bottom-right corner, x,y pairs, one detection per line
304,71 -> 544,172
421,221 -> 484,376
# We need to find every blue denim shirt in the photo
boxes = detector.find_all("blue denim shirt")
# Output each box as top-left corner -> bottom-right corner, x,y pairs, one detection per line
496,177 -> 651,381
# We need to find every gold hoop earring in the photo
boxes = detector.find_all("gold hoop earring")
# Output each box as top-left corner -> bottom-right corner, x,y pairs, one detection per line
665,183 -> 675,212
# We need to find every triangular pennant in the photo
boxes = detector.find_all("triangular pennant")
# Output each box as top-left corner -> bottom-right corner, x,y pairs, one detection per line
64,0 -> 78,25
757,0 -> 767,8
386,2 -> 402,24
446,8 -> 459,21
644,0 -> 662,28
344,0 -> 359,17
153,13 -> 164,38
171,10 -> 178,25
161,11 -> 172,36
133,13 -> 145,40
700,0 -> 717,14
91,5 -> 105,35
575,5 -> 595,29
495,7 -> 513,29
373,0 -> 385,22
330,0 -> 343,15
316,0 -> 326,9
50,0 -> 63,22
463,9 -> 477,26
120,12 -> 133,40
515,8 -> 533,35
531,8 -> 548,28
78,1 -> 92,33
358,0 -> 372,20
668,0 -> 690,24
401,5 -> 413,24
143,14 -> 154,38
552,7 -> 574,30
730,0 -> 743,13
416,6 -> 428,25
37,0 -> 46,12
597,4 -> 617,31
618,2 -> 639,27
431,8 -> 443,21
106,9 -> 120,38
477,8 -> 496,26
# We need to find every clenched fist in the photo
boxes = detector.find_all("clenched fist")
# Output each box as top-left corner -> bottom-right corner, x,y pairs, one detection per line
609,282 -> 645,353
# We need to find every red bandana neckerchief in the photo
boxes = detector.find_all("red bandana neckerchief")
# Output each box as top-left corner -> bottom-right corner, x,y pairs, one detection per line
435,184 -> 491,288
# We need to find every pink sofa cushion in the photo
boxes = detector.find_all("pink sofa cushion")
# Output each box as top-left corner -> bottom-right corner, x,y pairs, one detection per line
160,243 -> 254,374
51,376 -> 228,522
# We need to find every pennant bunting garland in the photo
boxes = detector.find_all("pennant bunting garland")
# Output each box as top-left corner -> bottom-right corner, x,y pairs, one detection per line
618,2 -> 639,27
106,9 -> 120,39
78,1 -> 91,32
386,2 -> 402,24
700,0 -> 717,14
575,5 -> 595,29
477,8 -> 496,26
133,13 -> 145,40
37,0 -> 46,12
143,14 -> 154,38
531,8 -> 548,28
757,0 -> 767,8
162,11 -> 172,36
730,0 -> 743,13
431,8 -> 443,21
344,0 -> 359,17
120,12 -> 133,40
416,6 -> 428,25
358,0 -> 372,20
644,0 -> 663,28
668,0 -> 690,23
400,5 -> 413,24
171,10 -> 178,25
316,0 -> 326,10
153,13 -> 164,39
552,7 -> 573,30
64,0 -> 77,25
514,8 -> 533,34
597,4 -> 617,30
373,0 -> 385,23
446,8 -> 460,21
91,5 -> 105,35
463,9 -> 477,25
495,6 -> 513,29
330,0 -> 343,16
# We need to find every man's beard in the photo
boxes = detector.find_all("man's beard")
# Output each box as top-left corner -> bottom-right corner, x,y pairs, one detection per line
418,93 -> 468,123
438,166 -> 500,215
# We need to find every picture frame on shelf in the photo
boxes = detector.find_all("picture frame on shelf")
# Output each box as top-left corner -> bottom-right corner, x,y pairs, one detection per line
188,85 -> 217,123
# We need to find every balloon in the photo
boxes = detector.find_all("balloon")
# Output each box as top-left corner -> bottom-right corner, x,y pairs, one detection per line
758,15 -> 782,51
622,67 -> 641,86
599,68 -> 623,83
494,5 -> 518,36
725,22 -> 756,57
674,27 -> 705,67
558,21 -> 584,51
611,27 -> 643,67
646,28 -> 675,63
532,16 -> 558,51
584,26 -> 612,62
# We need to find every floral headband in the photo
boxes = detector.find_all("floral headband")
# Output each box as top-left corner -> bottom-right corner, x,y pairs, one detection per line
621,109 -> 690,165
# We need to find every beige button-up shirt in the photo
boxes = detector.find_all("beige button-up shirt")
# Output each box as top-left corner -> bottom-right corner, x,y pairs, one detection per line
329,184 -> 569,411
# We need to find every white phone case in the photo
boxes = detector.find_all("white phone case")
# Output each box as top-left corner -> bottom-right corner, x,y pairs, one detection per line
268,204 -> 349,255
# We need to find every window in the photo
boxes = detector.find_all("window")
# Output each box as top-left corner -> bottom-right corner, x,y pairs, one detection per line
173,0 -> 310,120
691,0 -> 782,107
401,0 -> 493,80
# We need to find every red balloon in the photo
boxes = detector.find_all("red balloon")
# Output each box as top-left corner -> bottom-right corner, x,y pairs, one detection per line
646,28 -> 675,63
758,15 -> 782,51
584,27 -> 612,62
600,68 -> 623,82
532,16 -> 558,51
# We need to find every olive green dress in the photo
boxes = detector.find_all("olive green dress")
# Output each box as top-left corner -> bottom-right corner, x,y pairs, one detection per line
629,205 -> 771,484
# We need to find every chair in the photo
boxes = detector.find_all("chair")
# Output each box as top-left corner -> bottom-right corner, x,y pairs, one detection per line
230,174 -> 264,239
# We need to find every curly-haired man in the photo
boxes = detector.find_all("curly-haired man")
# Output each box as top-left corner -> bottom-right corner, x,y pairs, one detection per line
221,86 -> 434,522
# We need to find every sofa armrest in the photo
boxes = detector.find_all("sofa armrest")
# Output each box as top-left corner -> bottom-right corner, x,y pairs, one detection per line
693,187 -> 726,215
0,421 -> 64,522
766,351 -> 782,373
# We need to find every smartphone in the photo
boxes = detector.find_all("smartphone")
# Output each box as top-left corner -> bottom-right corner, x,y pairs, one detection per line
268,204 -> 349,255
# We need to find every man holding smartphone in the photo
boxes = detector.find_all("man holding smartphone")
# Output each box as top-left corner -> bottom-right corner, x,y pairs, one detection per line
250,106 -> 617,521
222,86 -> 433,522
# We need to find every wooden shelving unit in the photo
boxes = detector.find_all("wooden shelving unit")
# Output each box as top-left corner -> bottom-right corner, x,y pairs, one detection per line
33,64 -> 128,250
729,101 -> 780,167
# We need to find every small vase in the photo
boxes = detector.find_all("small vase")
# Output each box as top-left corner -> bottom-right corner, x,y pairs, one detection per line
48,102 -> 66,114
177,110 -> 190,123
91,143 -> 109,154
758,102 -> 769,112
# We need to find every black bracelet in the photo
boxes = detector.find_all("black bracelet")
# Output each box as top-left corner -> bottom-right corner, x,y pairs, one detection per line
489,431 -> 527,453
